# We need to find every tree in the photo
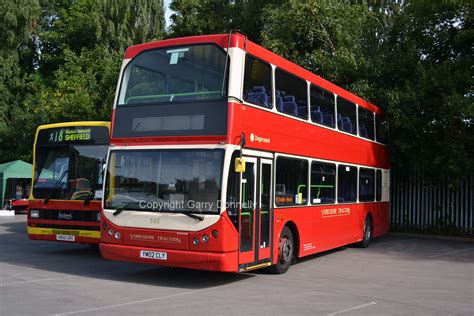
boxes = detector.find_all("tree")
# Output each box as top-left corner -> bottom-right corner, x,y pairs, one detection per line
0,0 -> 165,163
168,0 -> 234,37
167,0 -> 284,41
373,0 -> 474,183
0,0 -> 40,162
167,0 -> 473,183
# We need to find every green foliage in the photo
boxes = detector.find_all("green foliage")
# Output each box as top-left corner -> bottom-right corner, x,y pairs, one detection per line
1,0 -> 472,185
168,0 -> 473,184
168,0 -> 234,36
260,1 -> 381,97
0,0 -> 41,162
0,0 -> 165,163
168,0 -> 285,41
374,0 -> 474,183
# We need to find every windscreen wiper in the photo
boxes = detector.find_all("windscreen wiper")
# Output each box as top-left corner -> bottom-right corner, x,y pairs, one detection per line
112,203 -> 205,221
44,170 -> 68,205
83,189 -> 95,206
112,202 -> 141,216
173,209 -> 204,221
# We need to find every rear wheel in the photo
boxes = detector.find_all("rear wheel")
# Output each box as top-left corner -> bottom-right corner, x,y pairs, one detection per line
268,226 -> 294,274
357,216 -> 372,248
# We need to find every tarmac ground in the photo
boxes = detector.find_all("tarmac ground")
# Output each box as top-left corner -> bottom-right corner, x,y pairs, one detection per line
1,215 -> 473,315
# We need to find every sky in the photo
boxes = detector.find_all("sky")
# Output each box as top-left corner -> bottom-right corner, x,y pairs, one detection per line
164,0 -> 173,27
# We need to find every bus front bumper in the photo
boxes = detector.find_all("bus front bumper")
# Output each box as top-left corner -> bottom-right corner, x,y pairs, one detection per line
27,226 -> 100,244
100,243 -> 238,272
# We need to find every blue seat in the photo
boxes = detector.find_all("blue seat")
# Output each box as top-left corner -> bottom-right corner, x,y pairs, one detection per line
246,86 -> 271,107
312,110 -> 323,123
320,197 -> 335,203
283,95 -> 295,102
323,113 -> 334,127
282,95 -> 297,116
252,86 -> 266,93
276,96 -> 283,110
342,117 -> 353,133
297,102 -> 308,118
247,93 -> 268,107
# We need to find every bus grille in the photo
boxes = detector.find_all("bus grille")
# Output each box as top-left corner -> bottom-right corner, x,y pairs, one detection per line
32,209 -> 99,222
34,223 -> 100,231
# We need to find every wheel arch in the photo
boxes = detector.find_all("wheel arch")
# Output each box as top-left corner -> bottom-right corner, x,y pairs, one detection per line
365,211 -> 374,232
283,220 -> 300,259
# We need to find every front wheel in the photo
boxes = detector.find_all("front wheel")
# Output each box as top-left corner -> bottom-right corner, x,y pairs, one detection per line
268,226 -> 294,274
356,216 -> 373,248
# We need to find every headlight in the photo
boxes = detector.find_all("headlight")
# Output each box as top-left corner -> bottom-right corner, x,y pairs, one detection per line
108,228 -> 114,235
114,232 -> 121,239
96,212 -> 101,221
193,237 -> 200,246
202,235 -> 209,243
30,210 -> 40,218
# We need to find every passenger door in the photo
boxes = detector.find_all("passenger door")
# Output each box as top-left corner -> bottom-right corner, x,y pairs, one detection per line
238,156 -> 273,270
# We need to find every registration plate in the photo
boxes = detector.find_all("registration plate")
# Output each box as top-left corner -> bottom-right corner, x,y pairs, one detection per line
56,234 -> 75,242
140,250 -> 167,260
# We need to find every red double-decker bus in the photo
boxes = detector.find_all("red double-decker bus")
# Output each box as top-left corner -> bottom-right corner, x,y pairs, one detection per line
100,33 -> 390,273
28,122 -> 110,244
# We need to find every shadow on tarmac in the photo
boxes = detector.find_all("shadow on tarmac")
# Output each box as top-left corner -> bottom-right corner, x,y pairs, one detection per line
0,218 -> 253,289
1,216 -> 473,288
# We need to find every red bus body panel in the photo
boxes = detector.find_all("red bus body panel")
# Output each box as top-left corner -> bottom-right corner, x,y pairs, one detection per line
27,199 -> 101,244
100,212 -> 239,272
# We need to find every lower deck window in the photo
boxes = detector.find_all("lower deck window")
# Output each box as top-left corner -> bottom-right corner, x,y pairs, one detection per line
337,165 -> 357,203
359,168 -> 375,202
275,157 -> 308,206
311,162 -> 336,204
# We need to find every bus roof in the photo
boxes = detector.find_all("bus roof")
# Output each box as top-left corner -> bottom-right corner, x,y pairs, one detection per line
124,34 -> 383,115
36,121 -> 111,132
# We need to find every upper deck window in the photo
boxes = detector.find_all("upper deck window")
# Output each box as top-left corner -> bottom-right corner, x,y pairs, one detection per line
118,44 -> 227,105
275,69 -> 308,120
358,107 -> 375,140
243,55 -> 272,109
113,44 -> 228,138
337,97 -> 357,135
310,85 -> 335,128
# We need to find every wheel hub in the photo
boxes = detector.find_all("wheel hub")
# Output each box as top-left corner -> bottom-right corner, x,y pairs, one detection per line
279,237 -> 293,264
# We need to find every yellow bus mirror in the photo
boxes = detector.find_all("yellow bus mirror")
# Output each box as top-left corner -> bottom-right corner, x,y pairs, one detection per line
235,157 -> 246,173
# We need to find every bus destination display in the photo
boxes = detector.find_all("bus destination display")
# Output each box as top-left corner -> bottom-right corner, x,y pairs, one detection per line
37,125 -> 109,145
49,128 -> 91,143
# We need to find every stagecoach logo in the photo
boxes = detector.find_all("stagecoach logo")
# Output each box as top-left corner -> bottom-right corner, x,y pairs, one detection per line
58,212 -> 73,220
250,133 -> 271,144
130,234 -> 182,244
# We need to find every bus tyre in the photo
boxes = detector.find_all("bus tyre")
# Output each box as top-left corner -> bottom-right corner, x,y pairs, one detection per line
268,226 -> 294,274
357,216 -> 372,248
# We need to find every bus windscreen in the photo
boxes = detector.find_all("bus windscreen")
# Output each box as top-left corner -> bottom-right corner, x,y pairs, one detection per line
33,126 -> 109,200
112,44 -> 228,138
105,149 -> 224,215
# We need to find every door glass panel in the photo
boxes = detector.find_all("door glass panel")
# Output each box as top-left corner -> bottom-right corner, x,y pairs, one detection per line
240,162 -> 255,252
260,163 -> 271,249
